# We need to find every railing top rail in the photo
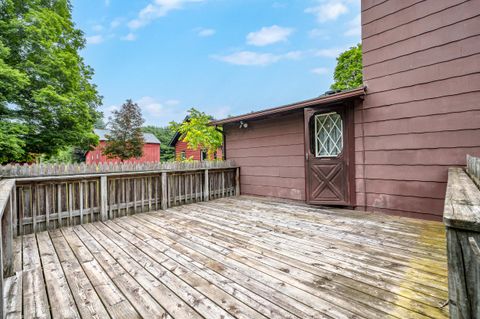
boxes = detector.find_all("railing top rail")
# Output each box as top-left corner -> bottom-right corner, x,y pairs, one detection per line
13,165 -> 239,183
444,167 -> 480,232
0,160 -> 236,178
0,179 -> 15,218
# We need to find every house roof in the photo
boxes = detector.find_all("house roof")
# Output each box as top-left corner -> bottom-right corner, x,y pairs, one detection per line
168,131 -> 182,147
94,129 -> 161,144
210,86 -> 366,125
168,115 -> 190,147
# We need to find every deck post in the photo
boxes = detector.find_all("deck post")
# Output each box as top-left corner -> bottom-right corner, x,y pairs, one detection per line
235,167 -> 240,196
204,169 -> 209,201
161,172 -> 168,210
100,175 -> 108,221
0,224 -> 3,319
444,164 -> 480,318
3,191 -> 13,277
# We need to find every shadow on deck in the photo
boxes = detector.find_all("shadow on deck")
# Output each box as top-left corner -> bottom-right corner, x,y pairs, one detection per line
4,196 -> 448,318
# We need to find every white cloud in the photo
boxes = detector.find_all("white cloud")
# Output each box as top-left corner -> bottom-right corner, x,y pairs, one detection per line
311,67 -> 329,75
137,96 -> 164,117
213,50 -> 300,66
344,14 -> 361,37
195,27 -> 216,37
305,0 -> 348,23
246,25 -> 294,46
210,106 -> 231,120
103,97 -> 186,126
315,47 -> 344,58
86,35 -> 104,45
92,24 -> 104,32
165,99 -> 180,106
121,33 -> 137,41
110,18 -> 123,29
128,0 -> 205,30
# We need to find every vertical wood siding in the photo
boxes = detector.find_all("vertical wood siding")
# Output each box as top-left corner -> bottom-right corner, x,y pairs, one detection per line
358,0 -> 480,220
86,141 -> 160,164
174,141 -> 223,161
224,112 -> 305,201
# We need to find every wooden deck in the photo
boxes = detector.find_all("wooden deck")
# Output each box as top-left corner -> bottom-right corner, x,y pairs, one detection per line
3,196 -> 448,318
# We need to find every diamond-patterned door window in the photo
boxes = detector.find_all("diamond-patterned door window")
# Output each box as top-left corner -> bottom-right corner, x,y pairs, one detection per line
314,112 -> 343,157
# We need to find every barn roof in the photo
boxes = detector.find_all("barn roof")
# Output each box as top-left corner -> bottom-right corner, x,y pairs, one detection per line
211,86 -> 366,125
168,131 -> 182,147
94,129 -> 161,144
168,116 -> 190,147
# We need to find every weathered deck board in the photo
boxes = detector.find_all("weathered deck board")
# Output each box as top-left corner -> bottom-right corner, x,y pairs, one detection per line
3,196 -> 449,318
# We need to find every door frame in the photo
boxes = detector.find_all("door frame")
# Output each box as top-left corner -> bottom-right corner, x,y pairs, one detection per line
303,101 -> 356,206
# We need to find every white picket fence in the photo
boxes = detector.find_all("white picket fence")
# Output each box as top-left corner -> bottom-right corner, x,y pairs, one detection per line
0,160 -> 236,178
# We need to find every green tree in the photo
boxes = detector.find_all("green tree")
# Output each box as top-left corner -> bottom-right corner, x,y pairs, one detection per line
0,121 -> 27,164
94,113 -> 107,129
331,44 -> 363,91
0,0 -> 101,162
142,126 -> 176,162
169,108 -> 223,160
103,100 -> 145,161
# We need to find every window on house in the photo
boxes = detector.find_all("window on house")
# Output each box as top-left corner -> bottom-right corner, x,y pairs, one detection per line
314,112 -> 343,157
201,149 -> 208,161
180,151 -> 186,160
213,151 -> 217,160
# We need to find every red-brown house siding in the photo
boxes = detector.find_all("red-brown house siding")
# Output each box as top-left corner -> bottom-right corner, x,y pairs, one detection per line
174,140 -> 223,161
224,112 -> 305,201
86,141 -> 160,164
357,0 -> 480,220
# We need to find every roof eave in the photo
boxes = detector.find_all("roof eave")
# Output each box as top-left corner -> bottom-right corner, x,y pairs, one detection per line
211,86 -> 366,126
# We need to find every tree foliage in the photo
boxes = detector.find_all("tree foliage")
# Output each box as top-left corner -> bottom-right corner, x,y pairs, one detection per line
169,108 -> 223,160
331,44 -> 363,91
0,0 -> 101,163
142,126 -> 176,162
0,121 -> 27,164
103,100 -> 145,161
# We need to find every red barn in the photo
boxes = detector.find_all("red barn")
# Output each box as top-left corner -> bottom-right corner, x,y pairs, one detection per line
86,129 -> 161,164
169,131 -> 222,161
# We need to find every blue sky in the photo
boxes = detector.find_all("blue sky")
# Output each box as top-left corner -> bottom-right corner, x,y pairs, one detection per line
72,0 -> 361,126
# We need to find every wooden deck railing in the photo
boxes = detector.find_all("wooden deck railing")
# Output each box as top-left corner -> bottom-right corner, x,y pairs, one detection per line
444,155 -> 480,318
467,154 -> 480,187
13,166 -> 239,235
0,179 -> 15,319
0,160 -> 236,177
0,163 -> 239,317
